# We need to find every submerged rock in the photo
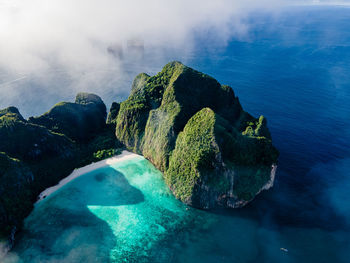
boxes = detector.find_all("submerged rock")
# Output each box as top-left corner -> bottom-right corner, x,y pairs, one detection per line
115,61 -> 279,209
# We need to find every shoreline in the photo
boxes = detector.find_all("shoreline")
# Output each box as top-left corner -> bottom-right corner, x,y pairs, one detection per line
36,150 -> 139,203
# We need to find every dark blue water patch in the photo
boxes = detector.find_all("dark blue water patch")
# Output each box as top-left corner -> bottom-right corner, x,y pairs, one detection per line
94,172 -> 107,182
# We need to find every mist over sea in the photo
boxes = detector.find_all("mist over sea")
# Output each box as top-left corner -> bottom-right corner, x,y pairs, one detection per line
177,6 -> 350,262
2,6 -> 350,263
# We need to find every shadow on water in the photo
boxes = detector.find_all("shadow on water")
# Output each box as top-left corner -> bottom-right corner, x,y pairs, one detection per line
7,167 -> 144,263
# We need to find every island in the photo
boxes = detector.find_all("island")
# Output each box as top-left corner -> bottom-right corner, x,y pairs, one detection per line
0,62 -> 278,254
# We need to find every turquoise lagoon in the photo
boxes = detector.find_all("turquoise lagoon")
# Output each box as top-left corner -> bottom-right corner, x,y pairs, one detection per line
6,155 -> 350,263
4,155 -> 212,262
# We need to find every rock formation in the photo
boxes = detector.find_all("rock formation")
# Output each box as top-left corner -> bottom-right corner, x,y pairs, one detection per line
115,62 -> 279,209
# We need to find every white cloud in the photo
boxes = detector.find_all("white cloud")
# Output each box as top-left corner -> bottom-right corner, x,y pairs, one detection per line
0,0 -> 244,74
0,0 -> 342,116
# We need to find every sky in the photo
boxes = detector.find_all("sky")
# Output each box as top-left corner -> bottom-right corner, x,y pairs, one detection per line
0,0 -> 349,117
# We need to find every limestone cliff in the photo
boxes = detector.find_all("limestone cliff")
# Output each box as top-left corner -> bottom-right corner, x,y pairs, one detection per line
0,94 -> 120,249
115,62 -> 279,209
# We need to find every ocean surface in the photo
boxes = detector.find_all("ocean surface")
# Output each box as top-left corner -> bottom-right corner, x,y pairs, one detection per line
3,6 -> 350,263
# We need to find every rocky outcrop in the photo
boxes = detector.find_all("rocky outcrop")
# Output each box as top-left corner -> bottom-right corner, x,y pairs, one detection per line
29,93 -> 107,142
0,62 -> 279,257
115,62 -> 279,209
166,108 -> 278,209
106,102 -> 120,124
0,153 -> 33,253
0,107 -> 75,161
0,94 -> 119,253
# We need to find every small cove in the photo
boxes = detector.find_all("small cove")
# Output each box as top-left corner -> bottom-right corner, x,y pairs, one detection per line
4,155 -> 212,262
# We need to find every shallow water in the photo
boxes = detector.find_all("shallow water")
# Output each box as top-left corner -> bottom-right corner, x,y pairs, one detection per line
4,156 -> 212,262
3,6 -> 350,263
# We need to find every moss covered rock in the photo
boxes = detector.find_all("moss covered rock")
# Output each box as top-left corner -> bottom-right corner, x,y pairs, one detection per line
166,108 -> 225,207
29,93 -> 107,142
0,109 -> 75,161
167,108 -> 278,208
106,102 -> 120,124
114,61 -> 279,208
0,107 -> 25,121
0,94 -> 121,250
0,153 -> 33,241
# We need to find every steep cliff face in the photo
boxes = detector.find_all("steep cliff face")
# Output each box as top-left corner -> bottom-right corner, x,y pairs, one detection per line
116,62 -> 242,169
166,108 -> 224,208
0,106 -> 77,247
0,63 -> 279,255
115,62 -> 279,209
0,93 -> 119,249
167,108 -> 277,208
106,102 -> 120,124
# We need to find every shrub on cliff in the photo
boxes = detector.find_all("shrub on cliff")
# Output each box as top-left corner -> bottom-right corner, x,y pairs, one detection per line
29,93 -> 107,142
114,61 -> 279,208
0,94 -> 121,245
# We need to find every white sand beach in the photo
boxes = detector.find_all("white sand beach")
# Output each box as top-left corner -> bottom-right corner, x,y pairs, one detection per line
36,150 -> 139,203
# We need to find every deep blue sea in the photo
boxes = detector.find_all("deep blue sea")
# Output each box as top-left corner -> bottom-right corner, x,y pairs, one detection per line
177,6 -> 350,262
3,6 -> 350,263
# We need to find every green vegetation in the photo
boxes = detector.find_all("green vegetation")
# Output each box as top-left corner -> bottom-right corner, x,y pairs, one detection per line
115,64 -> 182,153
93,148 -> 122,161
242,115 -> 271,138
81,127 -> 123,163
0,153 -> 33,235
29,93 -> 107,142
166,108 -> 224,205
231,165 -> 271,201
106,102 -> 120,124
114,61 -> 279,208
0,108 -> 75,161
0,94 -> 122,243
117,61 -> 245,171
166,106 -> 278,206
0,62 -> 279,248
0,107 -> 25,121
